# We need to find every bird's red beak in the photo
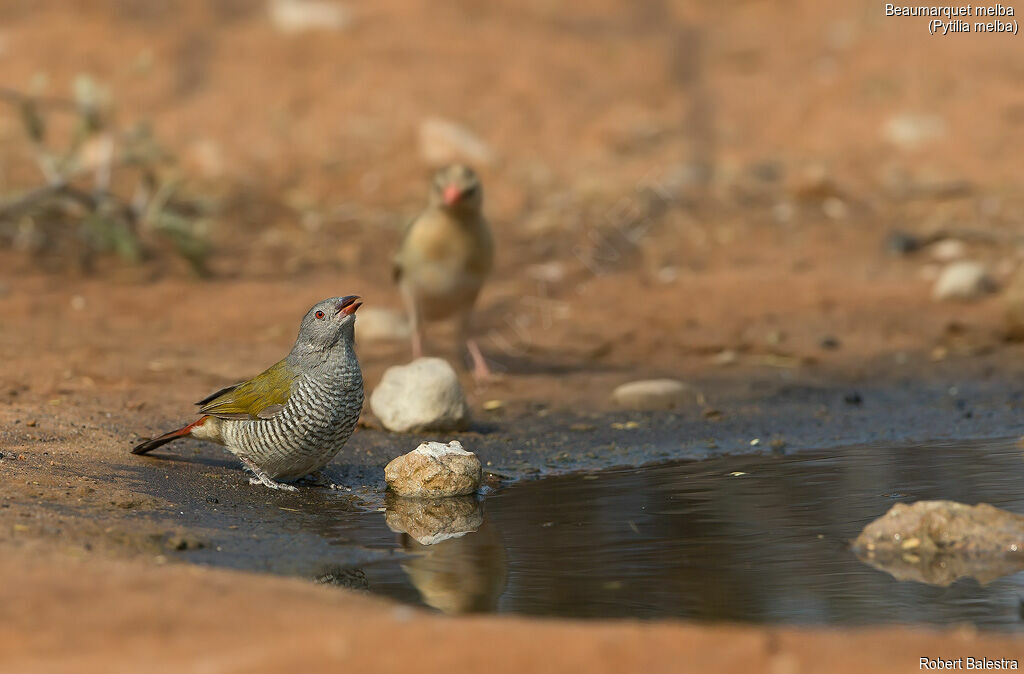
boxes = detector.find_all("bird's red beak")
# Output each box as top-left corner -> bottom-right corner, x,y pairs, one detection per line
442,184 -> 462,206
338,295 -> 362,316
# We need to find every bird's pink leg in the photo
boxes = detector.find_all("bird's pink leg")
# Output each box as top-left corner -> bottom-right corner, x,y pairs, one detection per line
402,286 -> 425,360
466,338 -> 492,381
411,326 -> 424,360
460,310 -> 492,381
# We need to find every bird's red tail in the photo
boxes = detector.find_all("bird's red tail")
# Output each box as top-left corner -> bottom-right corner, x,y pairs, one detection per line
131,417 -> 208,455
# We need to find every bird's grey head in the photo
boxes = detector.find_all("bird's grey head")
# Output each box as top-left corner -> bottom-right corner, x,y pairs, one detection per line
428,164 -> 483,214
291,296 -> 361,358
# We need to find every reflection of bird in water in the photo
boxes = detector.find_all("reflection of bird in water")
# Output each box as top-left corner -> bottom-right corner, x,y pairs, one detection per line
313,566 -> 369,591
385,495 -> 507,614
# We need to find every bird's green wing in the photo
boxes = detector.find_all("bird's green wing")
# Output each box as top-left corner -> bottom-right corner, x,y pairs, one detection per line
195,359 -> 293,420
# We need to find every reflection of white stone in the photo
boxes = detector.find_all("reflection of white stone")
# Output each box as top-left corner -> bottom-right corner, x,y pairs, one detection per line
386,495 -> 506,614
385,440 -> 482,497
385,493 -> 483,545
854,500 -> 1024,586
411,529 -> 471,547
371,358 -> 469,432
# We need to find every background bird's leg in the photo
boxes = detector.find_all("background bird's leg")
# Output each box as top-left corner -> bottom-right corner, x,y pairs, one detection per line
402,286 -> 425,359
240,456 -> 298,492
459,310 -> 492,381
411,322 -> 424,360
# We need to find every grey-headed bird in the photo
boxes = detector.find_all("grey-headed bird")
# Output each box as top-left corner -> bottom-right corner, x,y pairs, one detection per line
131,296 -> 363,491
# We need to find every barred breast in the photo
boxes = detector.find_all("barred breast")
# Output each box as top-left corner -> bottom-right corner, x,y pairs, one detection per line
221,359 -> 363,481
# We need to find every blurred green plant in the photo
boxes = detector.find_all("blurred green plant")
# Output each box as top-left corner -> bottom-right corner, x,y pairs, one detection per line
0,75 -> 211,274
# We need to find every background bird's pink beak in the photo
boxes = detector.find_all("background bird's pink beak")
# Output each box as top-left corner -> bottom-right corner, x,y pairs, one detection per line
442,184 -> 461,205
338,296 -> 362,316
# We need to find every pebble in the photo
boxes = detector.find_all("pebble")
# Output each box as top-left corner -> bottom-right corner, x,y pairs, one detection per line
267,0 -> 351,32
932,261 -> 997,302
819,335 -> 841,350
712,349 -> 738,366
929,239 -> 966,263
612,379 -> 693,411
384,440 -> 482,498
883,113 -> 946,150
370,358 -> 470,433
885,230 -> 923,256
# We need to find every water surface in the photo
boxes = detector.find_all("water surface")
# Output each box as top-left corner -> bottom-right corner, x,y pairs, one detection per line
185,438 -> 1024,628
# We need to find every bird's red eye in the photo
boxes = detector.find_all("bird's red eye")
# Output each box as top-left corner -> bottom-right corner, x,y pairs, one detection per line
315,311 -> 325,319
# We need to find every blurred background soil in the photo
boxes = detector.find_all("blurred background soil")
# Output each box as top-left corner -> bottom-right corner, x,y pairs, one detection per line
3,1 -> 1024,670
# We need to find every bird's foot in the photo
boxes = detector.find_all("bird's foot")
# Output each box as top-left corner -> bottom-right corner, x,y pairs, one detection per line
466,339 -> 499,384
472,368 -> 504,386
248,475 -> 299,492
241,457 -> 299,492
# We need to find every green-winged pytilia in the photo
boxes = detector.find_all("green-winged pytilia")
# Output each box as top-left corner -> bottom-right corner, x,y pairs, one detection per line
131,296 -> 364,491
393,164 -> 494,380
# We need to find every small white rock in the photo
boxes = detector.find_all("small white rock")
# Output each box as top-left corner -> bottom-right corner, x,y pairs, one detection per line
883,113 -> 946,151
526,261 -> 566,284
267,0 -> 351,33
370,358 -> 470,433
183,139 -> 226,178
384,440 -> 482,498
354,307 -> 410,343
612,379 -> 693,411
929,239 -> 966,263
418,117 -> 495,167
932,261 -> 997,302
822,197 -> 847,220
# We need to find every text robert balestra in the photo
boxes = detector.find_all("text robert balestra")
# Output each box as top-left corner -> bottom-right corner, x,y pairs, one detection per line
921,657 -> 1019,670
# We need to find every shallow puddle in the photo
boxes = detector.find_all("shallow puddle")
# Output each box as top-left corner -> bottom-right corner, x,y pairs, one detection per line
183,438 -> 1024,629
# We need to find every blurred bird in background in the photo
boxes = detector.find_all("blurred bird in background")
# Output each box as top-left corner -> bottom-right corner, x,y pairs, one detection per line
393,164 -> 495,380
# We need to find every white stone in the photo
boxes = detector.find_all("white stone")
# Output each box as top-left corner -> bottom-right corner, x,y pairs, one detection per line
932,261 -> 997,302
526,261 -> 566,284
612,379 -> 693,410
413,440 -> 472,459
370,358 -> 470,432
354,307 -> 410,343
883,114 -> 946,151
384,441 -> 482,498
418,117 -> 495,167
929,239 -> 966,263
267,0 -> 351,33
